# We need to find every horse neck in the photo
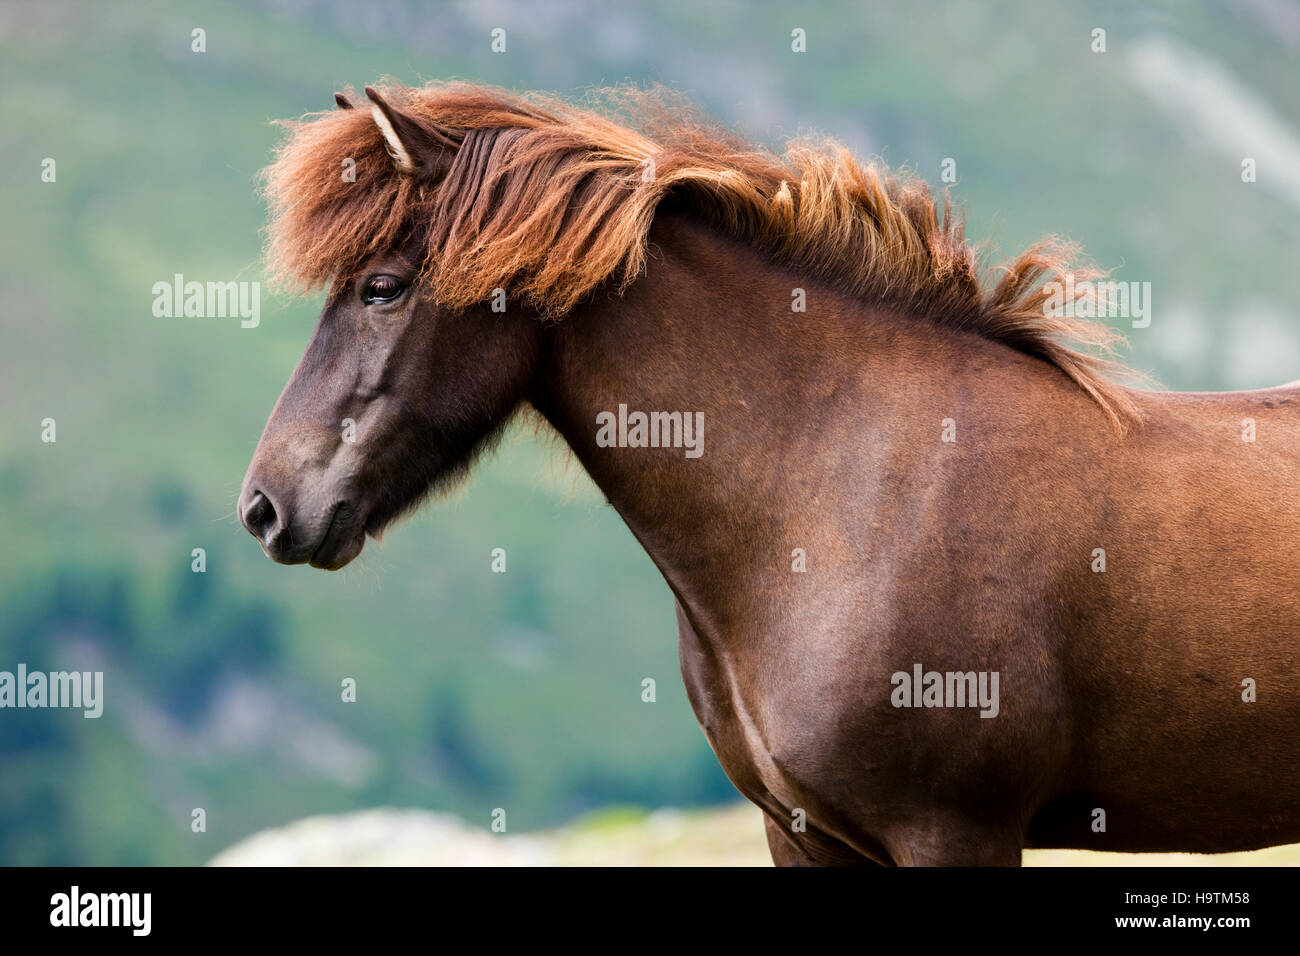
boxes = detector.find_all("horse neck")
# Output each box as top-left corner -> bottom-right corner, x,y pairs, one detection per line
530,213 -> 1035,632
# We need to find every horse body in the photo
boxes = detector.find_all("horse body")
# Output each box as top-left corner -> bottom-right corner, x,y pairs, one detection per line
540,214 -> 1300,864
242,83 -> 1300,864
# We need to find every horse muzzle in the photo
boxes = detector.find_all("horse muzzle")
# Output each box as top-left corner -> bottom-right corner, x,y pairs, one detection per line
238,484 -> 364,570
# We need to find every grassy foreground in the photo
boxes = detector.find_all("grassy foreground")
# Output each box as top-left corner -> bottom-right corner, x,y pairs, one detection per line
211,804 -> 1300,867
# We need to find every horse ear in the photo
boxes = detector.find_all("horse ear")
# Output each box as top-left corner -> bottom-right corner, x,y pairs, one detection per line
334,92 -> 354,110
364,85 -> 460,177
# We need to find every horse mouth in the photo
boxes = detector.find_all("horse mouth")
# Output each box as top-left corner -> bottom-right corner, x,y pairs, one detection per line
309,502 -> 364,570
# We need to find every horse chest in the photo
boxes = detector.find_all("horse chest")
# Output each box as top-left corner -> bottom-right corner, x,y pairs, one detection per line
674,607 -> 817,812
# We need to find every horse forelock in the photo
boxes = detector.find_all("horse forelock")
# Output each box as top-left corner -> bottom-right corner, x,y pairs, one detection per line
261,81 -> 1140,430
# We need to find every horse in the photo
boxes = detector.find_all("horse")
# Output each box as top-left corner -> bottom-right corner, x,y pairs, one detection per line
240,81 -> 1300,866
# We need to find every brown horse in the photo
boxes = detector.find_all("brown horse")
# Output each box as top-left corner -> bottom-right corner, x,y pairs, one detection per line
240,82 -> 1300,866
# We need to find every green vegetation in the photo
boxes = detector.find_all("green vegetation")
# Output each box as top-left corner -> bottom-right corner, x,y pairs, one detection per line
1,1 -> 1296,864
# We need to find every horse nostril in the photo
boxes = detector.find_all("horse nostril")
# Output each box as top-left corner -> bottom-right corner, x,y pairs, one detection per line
242,490 -> 279,543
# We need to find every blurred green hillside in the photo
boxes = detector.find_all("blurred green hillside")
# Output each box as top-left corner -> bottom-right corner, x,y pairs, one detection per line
1,0 -> 1297,864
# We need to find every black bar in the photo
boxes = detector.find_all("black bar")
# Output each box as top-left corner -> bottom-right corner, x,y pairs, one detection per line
0,865 -> 1276,942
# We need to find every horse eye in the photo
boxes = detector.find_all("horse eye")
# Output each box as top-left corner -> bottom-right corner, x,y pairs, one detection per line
361,275 -> 405,304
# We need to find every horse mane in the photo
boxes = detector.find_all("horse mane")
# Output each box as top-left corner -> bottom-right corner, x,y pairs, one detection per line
262,81 -> 1140,429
